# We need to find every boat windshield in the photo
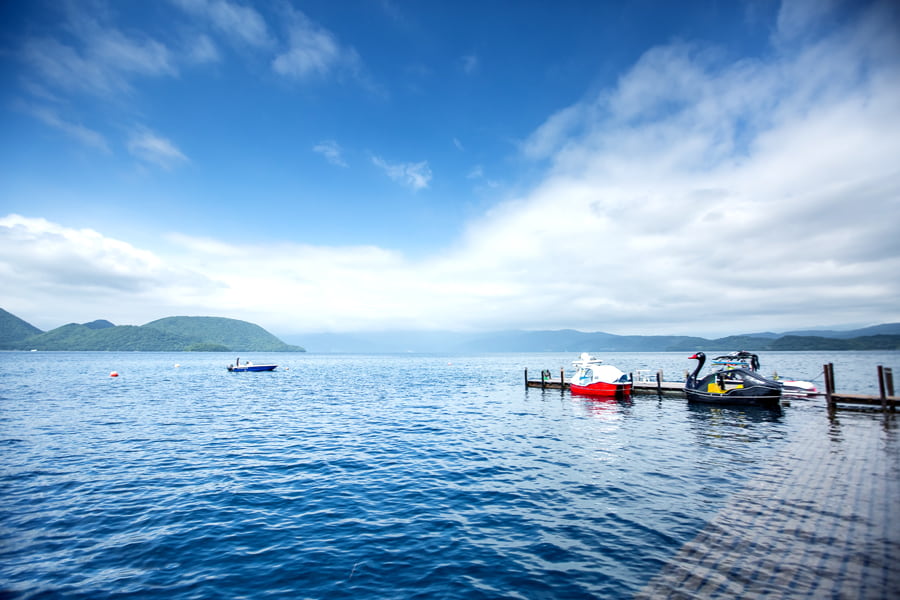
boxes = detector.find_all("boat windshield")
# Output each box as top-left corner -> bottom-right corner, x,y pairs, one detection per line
740,370 -> 771,385
714,369 -> 770,386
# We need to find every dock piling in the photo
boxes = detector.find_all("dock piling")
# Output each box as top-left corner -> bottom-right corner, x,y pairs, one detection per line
878,366 -> 895,412
824,363 -> 835,411
822,363 -> 898,412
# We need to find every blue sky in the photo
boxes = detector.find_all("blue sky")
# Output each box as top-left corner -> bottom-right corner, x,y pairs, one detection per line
1,0 -> 899,338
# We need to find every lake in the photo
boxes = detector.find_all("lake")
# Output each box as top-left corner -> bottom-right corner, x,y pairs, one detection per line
1,351 -> 897,598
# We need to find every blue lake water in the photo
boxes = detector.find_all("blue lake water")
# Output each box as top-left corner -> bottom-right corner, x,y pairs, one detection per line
1,351 -> 897,599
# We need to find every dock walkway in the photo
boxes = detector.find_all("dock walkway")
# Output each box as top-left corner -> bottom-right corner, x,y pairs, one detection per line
525,365 -> 898,408
525,369 -> 685,395
635,411 -> 900,598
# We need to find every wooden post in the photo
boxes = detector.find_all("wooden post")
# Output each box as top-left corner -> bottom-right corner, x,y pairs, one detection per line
884,367 -> 897,412
561,368 -> 565,391
879,367 -> 895,412
656,370 -> 663,394
824,363 -> 835,410
524,368 -> 528,389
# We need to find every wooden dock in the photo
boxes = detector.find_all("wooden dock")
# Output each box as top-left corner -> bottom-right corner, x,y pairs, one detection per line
526,364 -> 899,411
524,369 -> 684,395
824,363 -> 897,411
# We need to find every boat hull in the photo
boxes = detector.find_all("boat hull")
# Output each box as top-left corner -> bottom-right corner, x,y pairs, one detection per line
684,386 -> 781,407
570,382 -> 633,397
227,364 -> 277,372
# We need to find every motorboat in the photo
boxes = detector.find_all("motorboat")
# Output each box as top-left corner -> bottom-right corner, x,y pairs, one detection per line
227,359 -> 277,372
771,375 -> 818,396
569,353 -> 633,397
685,352 -> 782,407
711,351 -> 818,397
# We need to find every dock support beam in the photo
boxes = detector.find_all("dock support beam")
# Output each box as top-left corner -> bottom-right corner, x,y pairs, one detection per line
879,366 -> 895,412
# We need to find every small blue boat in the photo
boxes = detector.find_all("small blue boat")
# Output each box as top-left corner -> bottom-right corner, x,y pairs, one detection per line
227,358 -> 277,372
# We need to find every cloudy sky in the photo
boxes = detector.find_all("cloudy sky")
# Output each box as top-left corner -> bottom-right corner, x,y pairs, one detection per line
1,0 -> 898,338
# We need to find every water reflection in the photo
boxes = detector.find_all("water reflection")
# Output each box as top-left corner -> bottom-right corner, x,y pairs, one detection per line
826,410 -> 899,447
687,402 -> 782,421
685,403 -> 784,448
570,394 -> 634,421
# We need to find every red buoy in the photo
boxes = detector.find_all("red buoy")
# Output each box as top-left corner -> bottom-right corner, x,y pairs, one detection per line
110,371 -> 119,377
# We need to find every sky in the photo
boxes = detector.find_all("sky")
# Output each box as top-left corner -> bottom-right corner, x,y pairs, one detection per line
1,0 -> 899,339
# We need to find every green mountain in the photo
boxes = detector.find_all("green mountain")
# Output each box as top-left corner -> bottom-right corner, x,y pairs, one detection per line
143,316 -> 302,352
0,307 -> 44,341
0,310 -> 305,352
770,334 -> 900,351
17,323 -> 197,351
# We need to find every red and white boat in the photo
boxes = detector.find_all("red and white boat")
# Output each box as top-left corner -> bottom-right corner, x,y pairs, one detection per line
569,353 -> 633,397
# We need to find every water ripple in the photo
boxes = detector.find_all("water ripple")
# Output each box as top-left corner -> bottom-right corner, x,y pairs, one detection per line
0,351 -> 851,599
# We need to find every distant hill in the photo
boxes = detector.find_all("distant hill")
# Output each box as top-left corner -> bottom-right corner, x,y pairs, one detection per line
770,334 -> 900,351
783,323 -> 900,339
17,323 -> 198,351
4,306 -> 897,352
285,325 -> 900,353
1,308 -> 44,341
0,310 -> 305,352
143,316 -> 302,352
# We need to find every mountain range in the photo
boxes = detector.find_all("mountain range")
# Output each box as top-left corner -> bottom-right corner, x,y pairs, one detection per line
0,309 -> 304,352
282,324 -> 900,353
3,307 -> 899,352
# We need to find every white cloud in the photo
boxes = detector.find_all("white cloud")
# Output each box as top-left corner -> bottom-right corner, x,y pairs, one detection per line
3,1 -> 898,337
22,37 -> 127,97
272,7 -> 361,80
21,15 -> 177,98
127,129 -> 190,169
775,0 -> 841,43
313,140 -> 348,167
185,33 -> 221,64
19,103 -> 109,152
521,102 -> 586,160
0,215 -> 219,328
170,0 -> 271,47
88,28 -> 176,77
499,1 -> 900,334
372,156 -> 432,191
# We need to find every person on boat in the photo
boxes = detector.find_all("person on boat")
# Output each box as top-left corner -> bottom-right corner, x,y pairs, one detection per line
236,357 -> 240,366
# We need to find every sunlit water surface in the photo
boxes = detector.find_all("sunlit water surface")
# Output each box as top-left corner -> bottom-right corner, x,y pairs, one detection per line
1,351 -> 897,599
